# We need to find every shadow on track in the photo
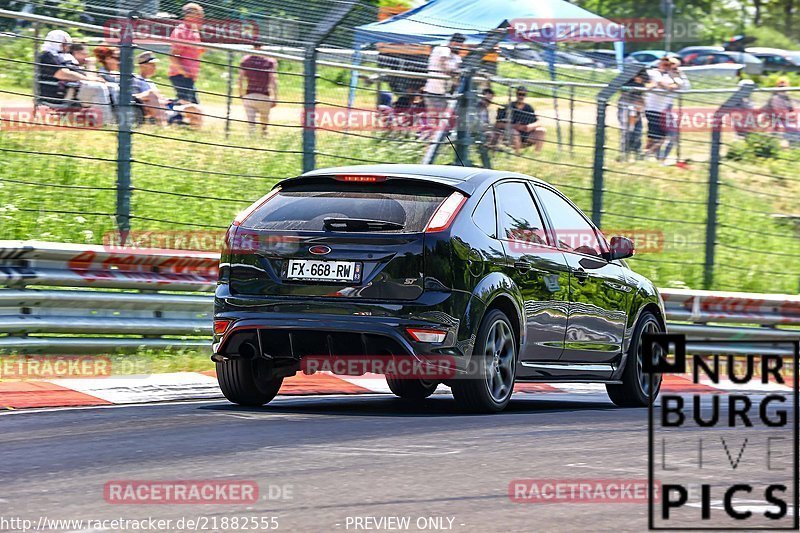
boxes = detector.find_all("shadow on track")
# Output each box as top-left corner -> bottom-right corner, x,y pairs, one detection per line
199,393 -> 627,418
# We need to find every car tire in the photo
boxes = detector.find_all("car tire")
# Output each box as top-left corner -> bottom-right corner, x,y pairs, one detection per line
452,309 -> 517,413
385,376 -> 438,400
606,311 -> 663,407
217,358 -> 283,407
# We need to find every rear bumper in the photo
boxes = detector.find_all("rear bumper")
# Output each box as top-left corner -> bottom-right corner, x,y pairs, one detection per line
213,285 -> 476,375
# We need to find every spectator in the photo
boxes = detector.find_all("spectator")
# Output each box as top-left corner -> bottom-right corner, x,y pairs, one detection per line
168,2 -> 205,104
659,57 -> 690,163
93,45 -> 121,112
644,56 -> 681,158
494,86 -> 546,154
37,30 -> 113,124
93,46 -> 120,83
422,33 -> 465,115
765,77 -> 795,124
239,43 -> 278,136
132,51 -> 203,128
131,51 -> 165,126
477,87 -> 494,132
617,69 -> 648,160
63,42 -> 91,69
765,77 -> 799,143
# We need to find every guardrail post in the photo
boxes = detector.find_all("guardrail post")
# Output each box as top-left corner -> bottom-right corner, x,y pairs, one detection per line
302,1 -> 356,173
704,81 -> 755,290
116,13 -> 135,244
591,65 -> 642,228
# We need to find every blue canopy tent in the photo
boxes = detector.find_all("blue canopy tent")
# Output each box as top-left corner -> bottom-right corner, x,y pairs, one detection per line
348,0 -> 627,107
346,0 -> 626,155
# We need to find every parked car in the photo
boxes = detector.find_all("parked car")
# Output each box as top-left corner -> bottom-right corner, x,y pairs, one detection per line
508,45 -> 543,63
213,164 -> 667,413
745,47 -> 800,73
678,46 -> 764,75
625,50 -> 671,67
554,49 -> 599,67
584,49 -> 619,68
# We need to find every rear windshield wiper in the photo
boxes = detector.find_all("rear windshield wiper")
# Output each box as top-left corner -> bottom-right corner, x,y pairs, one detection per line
323,217 -> 405,232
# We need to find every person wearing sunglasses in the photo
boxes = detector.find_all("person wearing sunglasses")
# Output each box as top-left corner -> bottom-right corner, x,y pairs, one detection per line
494,86 -> 546,154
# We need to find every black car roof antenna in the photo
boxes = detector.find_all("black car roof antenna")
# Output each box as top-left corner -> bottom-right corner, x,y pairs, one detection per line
445,133 -> 466,166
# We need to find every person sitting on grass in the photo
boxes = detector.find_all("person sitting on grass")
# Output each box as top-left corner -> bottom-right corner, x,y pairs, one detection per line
493,86 -> 546,154
37,30 -> 113,125
131,51 -> 203,128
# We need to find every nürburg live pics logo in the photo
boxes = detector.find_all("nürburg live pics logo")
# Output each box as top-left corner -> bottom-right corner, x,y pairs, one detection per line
645,334 -> 799,530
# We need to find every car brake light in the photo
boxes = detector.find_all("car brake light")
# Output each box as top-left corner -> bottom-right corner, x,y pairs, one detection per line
425,191 -> 466,233
214,319 -> 232,335
406,327 -> 447,343
334,175 -> 387,182
233,187 -> 281,227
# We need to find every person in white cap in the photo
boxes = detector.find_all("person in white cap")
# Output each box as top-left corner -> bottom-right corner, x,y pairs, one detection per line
37,29 -> 113,124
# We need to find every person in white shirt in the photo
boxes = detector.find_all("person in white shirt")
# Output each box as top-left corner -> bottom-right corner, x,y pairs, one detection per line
644,56 -> 680,157
422,33 -> 466,115
659,57 -> 689,162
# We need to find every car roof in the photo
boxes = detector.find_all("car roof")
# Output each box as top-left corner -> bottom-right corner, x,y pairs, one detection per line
294,164 -> 548,195
746,47 -> 788,54
679,46 -> 723,52
631,50 -> 667,56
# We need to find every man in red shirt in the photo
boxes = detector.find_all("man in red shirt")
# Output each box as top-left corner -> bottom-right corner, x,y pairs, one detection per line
239,43 -> 278,136
168,2 -> 204,104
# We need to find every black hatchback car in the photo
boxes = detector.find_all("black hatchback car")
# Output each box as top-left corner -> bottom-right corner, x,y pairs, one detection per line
213,164 -> 666,412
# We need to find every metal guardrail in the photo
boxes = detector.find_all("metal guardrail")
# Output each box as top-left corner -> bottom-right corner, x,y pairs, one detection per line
0,241 -> 214,353
0,242 -> 798,355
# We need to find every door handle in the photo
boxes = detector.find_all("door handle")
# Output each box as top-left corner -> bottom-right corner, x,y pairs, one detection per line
514,261 -> 532,272
572,267 -> 589,281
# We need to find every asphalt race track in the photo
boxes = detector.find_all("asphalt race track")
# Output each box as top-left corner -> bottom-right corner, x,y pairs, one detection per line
1,391 -> 795,532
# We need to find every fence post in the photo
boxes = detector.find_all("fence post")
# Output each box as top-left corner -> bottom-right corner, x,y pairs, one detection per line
302,1 -> 356,173
704,81 -> 755,290
225,51 -> 233,138
568,84 -> 575,156
116,14 -> 135,244
31,22 -> 40,108
591,65 -> 641,228
454,74 -> 474,166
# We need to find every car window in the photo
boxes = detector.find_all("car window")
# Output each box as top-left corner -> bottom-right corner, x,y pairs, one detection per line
242,180 -> 449,232
472,188 -> 497,238
534,186 -> 605,257
495,182 -> 547,245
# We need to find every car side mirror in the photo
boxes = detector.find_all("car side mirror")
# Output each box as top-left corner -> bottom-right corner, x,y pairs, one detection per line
608,236 -> 635,260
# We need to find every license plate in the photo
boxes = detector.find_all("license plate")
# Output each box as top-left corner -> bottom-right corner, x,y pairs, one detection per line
284,260 -> 361,282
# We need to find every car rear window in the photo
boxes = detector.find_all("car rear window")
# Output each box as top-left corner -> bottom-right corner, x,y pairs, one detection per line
242,179 -> 451,233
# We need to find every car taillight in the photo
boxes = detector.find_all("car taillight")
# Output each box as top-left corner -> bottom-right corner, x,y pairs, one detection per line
233,187 -> 281,227
221,225 -> 237,255
214,319 -> 232,335
406,327 -> 447,343
425,191 -> 466,233
334,175 -> 387,183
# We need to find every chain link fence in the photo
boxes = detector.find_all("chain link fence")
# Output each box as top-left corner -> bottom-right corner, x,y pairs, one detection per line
1,4 -> 799,294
